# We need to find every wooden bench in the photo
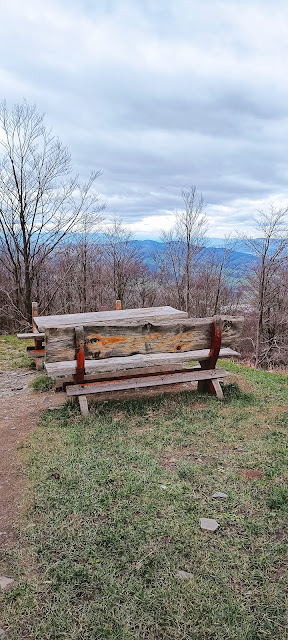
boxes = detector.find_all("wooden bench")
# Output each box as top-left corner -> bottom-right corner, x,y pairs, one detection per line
39,307 -> 243,415
17,302 -> 45,370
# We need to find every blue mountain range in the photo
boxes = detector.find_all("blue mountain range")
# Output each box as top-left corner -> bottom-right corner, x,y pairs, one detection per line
129,239 -> 257,276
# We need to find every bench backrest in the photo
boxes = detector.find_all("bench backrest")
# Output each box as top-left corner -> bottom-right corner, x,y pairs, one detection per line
44,315 -> 244,363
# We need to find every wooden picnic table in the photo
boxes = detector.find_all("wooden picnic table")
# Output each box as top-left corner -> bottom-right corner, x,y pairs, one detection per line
33,303 -> 243,414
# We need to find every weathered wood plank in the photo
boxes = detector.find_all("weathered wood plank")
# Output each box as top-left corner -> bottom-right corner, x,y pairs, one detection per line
17,333 -> 45,340
45,347 -> 240,377
34,306 -> 187,331
66,368 -> 229,397
27,349 -> 45,358
211,380 -> 224,399
79,395 -> 89,416
45,316 -> 244,363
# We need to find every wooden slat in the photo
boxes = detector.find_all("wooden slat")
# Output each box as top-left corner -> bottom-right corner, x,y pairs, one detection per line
79,396 -> 89,416
44,316 -> 244,363
17,333 -> 45,340
34,306 -> 187,331
66,368 -> 229,397
45,347 -> 240,377
211,380 -> 224,399
26,349 -> 45,358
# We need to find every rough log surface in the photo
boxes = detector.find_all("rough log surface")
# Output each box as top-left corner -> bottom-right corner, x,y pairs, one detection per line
17,333 -> 45,340
45,347 -> 240,377
45,316 -> 244,363
66,368 -> 229,396
34,306 -> 187,331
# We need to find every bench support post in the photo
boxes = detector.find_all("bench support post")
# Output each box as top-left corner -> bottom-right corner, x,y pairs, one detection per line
32,301 -> 44,370
74,326 -> 85,384
79,395 -> 89,416
198,315 -> 223,397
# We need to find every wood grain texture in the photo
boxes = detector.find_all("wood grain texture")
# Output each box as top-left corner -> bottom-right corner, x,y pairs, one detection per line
79,395 -> 89,416
45,316 -> 244,363
45,347 -> 240,377
211,379 -> 224,399
34,306 -> 187,331
17,333 -> 45,339
66,367 -> 229,396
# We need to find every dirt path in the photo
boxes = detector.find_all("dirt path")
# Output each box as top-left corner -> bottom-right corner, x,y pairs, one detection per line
0,368 -> 66,548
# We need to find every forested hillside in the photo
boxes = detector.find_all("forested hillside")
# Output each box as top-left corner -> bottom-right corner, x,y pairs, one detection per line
0,103 -> 287,369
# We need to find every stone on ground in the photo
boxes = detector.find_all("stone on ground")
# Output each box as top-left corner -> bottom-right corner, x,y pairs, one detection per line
176,570 -> 193,580
212,491 -> 228,499
200,518 -> 219,532
0,576 -> 14,590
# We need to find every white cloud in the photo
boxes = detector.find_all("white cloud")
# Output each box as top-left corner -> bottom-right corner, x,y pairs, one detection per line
1,0 -> 288,238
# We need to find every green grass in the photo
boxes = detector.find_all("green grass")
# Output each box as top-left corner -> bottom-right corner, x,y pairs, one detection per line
1,364 -> 288,639
0,334 -> 34,369
30,375 -> 56,391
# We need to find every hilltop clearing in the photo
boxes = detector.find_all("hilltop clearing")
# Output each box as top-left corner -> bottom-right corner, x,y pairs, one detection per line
0,356 -> 287,639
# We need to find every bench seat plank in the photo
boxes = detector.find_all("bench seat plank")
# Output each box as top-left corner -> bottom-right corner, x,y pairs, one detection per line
45,347 -> 240,377
66,368 -> 229,397
17,333 -> 45,339
27,349 -> 45,358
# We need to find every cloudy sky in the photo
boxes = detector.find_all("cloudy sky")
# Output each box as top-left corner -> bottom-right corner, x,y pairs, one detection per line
0,0 -> 288,238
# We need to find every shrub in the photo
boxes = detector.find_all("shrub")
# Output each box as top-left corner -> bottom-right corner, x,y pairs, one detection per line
30,375 -> 55,391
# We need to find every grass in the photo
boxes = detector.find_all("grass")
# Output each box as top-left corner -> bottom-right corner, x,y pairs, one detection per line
1,362 -> 288,639
30,375 -> 56,391
0,334 -> 34,370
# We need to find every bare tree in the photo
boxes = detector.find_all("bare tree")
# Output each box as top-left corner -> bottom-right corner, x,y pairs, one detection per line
0,100 -> 104,324
74,208 -> 105,312
157,187 -> 208,313
241,206 -> 288,368
103,217 -> 143,306
212,236 -> 236,315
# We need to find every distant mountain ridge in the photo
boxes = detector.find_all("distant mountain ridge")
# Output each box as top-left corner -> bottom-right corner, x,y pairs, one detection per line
65,234 -> 278,277
129,239 -> 257,275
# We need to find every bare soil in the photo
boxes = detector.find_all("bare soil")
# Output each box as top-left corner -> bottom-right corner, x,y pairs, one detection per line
0,368 -> 66,548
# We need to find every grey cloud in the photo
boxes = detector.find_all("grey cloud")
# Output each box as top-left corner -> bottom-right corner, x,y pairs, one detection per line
0,0 -> 288,235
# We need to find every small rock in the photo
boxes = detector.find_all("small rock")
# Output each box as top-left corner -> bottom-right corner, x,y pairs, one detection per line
160,484 -> 167,489
176,570 -> 193,580
200,518 -> 219,532
246,590 -> 252,595
169,457 -> 177,463
0,576 -> 14,590
10,427 -> 16,430
0,628 -> 6,637
212,492 -> 228,499
0,532 -> 7,536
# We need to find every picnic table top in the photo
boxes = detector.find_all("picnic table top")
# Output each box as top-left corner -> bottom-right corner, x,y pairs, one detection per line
34,306 -> 188,331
